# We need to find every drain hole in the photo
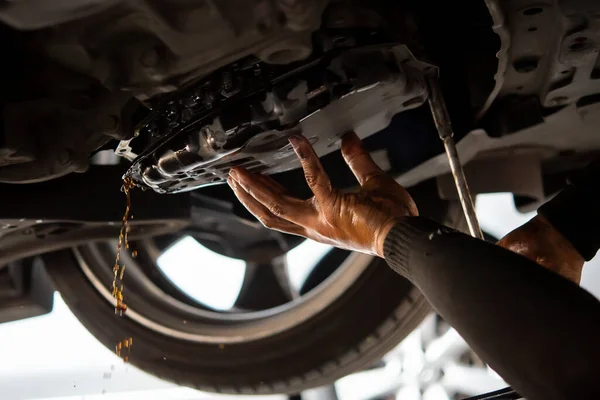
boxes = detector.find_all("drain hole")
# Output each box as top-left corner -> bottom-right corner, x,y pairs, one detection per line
576,93 -> 600,108
402,97 -> 424,108
523,7 -> 543,16
513,56 -> 539,73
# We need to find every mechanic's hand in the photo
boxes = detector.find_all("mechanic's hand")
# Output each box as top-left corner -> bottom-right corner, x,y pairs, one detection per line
497,215 -> 585,283
227,132 -> 418,257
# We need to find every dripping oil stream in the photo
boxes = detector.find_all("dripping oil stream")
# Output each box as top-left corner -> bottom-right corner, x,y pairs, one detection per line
113,175 -> 136,361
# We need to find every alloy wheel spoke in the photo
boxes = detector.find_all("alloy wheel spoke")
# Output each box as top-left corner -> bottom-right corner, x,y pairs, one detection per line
424,327 -> 470,368
440,363 -> 507,396
233,257 -> 295,310
298,247 -> 350,295
422,384 -> 451,400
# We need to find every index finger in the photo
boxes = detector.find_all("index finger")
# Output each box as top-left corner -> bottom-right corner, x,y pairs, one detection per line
288,135 -> 333,203
229,167 -> 312,226
340,132 -> 385,186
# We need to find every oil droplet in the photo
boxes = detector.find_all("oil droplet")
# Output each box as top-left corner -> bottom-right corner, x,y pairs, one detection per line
132,250 -> 138,258
116,337 -> 133,362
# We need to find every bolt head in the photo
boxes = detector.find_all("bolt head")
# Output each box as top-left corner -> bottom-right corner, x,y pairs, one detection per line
202,127 -> 227,149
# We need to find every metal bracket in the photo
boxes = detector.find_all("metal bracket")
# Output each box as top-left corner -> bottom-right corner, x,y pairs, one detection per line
115,138 -> 138,162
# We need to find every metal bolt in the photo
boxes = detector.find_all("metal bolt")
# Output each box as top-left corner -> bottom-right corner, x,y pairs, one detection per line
221,71 -> 233,92
202,91 -> 216,109
165,103 -> 178,120
146,123 -> 159,138
202,127 -> 227,149
164,103 -> 179,127
183,93 -> 201,108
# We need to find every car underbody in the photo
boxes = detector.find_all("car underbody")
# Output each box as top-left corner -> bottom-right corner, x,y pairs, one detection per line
0,0 -> 599,394
0,0 -> 598,261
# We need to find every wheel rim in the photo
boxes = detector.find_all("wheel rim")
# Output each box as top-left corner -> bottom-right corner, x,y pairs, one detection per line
73,235 -> 373,344
150,234 -> 336,310
335,314 -> 507,400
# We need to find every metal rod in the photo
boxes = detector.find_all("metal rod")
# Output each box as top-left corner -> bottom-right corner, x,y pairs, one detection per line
426,77 -> 484,240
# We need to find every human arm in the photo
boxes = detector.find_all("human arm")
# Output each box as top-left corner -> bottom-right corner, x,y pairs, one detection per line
383,217 -> 600,400
227,133 -> 600,400
497,159 -> 600,283
498,215 -> 585,283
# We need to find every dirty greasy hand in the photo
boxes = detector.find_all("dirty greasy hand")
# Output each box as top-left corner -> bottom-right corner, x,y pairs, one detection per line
227,132 -> 418,257
498,215 -> 585,283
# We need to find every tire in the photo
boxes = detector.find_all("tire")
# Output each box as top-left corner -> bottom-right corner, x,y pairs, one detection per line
44,183 -> 465,394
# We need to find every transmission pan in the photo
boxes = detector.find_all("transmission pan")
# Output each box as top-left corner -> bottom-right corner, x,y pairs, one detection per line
126,43 -> 429,193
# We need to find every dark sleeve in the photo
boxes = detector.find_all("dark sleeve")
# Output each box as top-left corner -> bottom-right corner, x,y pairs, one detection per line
538,159 -> 600,261
384,217 -> 600,400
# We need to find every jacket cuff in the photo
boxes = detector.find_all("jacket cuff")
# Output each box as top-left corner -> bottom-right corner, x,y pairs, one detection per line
383,217 -> 450,277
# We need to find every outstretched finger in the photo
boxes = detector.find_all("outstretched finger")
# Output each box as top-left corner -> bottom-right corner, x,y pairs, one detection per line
229,167 -> 312,226
341,132 -> 385,186
254,173 -> 286,194
288,135 -> 333,203
228,177 -> 306,236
